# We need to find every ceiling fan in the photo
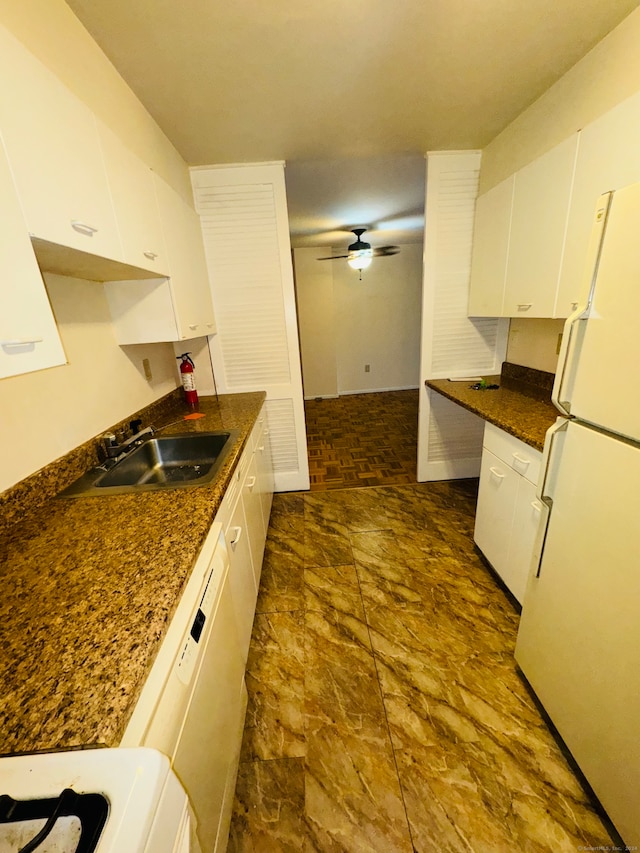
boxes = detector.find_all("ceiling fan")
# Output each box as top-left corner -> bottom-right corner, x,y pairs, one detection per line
317,228 -> 400,278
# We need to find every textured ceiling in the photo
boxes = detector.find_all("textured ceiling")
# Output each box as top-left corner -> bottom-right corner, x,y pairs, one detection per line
64,0 -> 640,243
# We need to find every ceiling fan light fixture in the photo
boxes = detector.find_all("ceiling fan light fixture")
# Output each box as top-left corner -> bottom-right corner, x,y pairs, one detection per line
347,250 -> 373,271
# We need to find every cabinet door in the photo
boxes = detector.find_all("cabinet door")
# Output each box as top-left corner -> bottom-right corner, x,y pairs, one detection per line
96,121 -> 169,276
169,578 -> 245,853
468,175 -> 514,316
503,135 -> 578,318
474,447 -> 519,576
242,452 -> 267,588
254,410 -> 275,528
223,493 -> 258,664
154,176 -> 217,340
0,26 -> 121,261
504,477 -> 543,604
0,134 -> 66,379
555,92 -> 640,318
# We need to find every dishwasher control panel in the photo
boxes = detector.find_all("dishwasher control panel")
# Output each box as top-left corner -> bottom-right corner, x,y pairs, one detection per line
176,546 -> 224,686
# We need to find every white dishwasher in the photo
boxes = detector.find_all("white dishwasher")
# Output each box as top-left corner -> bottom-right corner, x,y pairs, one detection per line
121,523 -> 247,853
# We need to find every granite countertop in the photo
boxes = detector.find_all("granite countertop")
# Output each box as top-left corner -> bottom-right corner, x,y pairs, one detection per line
426,370 -> 559,452
0,391 -> 265,756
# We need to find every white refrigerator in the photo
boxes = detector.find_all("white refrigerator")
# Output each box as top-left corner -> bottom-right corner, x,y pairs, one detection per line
515,181 -> 640,847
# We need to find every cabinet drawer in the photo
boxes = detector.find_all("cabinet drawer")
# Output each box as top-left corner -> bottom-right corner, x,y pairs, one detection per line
474,448 -> 520,573
483,423 -> 542,485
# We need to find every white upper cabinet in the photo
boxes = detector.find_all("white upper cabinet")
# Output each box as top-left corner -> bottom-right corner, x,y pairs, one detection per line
555,91 -> 640,318
0,134 -> 66,379
468,175 -> 514,316
0,25 -> 121,263
502,134 -> 578,318
104,178 -> 216,344
96,120 -> 169,277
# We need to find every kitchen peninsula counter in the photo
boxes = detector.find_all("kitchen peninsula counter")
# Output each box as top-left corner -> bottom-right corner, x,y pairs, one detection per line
0,391 -> 265,756
426,372 -> 559,451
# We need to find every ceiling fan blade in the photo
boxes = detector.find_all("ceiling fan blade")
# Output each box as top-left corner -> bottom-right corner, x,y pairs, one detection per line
317,253 -> 349,260
372,246 -> 400,257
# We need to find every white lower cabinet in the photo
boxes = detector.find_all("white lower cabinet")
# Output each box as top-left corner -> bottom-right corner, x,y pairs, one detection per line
474,423 -> 543,604
215,451 -> 257,664
215,403 -> 274,659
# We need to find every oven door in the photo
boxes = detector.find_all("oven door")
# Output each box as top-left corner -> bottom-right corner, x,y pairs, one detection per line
0,747 -> 196,852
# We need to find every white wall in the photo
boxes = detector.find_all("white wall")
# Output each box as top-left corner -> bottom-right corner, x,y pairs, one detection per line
292,248 -> 338,398
480,6 -> 640,193
0,275 -> 177,492
293,243 -> 423,398
506,319 -> 564,374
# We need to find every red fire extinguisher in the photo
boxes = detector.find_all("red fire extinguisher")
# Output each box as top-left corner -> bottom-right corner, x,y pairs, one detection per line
177,352 -> 199,408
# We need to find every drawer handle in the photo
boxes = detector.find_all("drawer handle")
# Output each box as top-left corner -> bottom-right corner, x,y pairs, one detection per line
229,526 -> 243,547
71,220 -> 98,236
188,324 -> 198,331
531,500 -> 542,513
489,466 -> 505,480
143,251 -> 158,260
1,337 -> 43,349
512,452 -> 530,467
246,476 -> 257,489
517,303 -> 532,311
258,445 -> 265,453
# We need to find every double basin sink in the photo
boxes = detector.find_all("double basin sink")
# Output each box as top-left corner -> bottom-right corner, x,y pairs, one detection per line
59,431 -> 239,497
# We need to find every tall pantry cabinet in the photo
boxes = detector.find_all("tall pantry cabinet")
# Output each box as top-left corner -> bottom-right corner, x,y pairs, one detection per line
191,163 -> 309,493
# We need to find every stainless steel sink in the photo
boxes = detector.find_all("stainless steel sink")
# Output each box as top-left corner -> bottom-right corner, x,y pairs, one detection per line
58,430 -> 239,497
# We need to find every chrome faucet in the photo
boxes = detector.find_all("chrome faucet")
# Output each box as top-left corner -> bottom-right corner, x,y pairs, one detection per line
101,424 -> 154,460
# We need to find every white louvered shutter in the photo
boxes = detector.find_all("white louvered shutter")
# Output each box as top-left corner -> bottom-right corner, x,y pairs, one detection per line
418,152 -> 508,481
191,163 -> 309,492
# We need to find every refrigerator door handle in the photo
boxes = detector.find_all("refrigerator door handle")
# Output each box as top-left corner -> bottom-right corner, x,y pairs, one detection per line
535,418 -> 569,577
553,305 -> 587,416
552,191 -> 613,416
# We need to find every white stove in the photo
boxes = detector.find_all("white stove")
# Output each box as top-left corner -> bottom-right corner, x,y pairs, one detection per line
0,748 -> 197,853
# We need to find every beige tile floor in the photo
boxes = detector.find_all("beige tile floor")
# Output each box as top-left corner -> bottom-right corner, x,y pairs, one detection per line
227,481 -> 614,853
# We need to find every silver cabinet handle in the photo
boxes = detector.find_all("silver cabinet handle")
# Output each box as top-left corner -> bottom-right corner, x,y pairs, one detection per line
535,418 -> 568,577
71,220 -> 98,236
512,452 -> 530,468
229,526 -> 243,547
143,251 -> 158,260
517,303 -> 532,311
246,476 -> 257,489
188,324 -> 198,331
489,466 -> 505,480
1,337 -> 43,346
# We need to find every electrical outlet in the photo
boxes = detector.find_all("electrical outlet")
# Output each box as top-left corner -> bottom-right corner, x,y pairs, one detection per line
364,364 -> 370,373
143,357 -> 152,381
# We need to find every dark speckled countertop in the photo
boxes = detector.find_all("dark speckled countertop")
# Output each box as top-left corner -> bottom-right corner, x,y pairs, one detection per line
0,391 -> 265,756
426,365 -> 560,451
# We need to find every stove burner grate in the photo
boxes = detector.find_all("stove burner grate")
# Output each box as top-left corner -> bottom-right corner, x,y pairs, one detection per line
0,788 -> 108,852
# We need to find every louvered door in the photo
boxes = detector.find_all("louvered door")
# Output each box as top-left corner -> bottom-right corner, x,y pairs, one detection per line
418,152 -> 508,481
191,163 -> 309,492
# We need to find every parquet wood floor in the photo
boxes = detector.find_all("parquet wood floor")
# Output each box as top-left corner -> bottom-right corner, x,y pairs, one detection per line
304,390 -> 418,491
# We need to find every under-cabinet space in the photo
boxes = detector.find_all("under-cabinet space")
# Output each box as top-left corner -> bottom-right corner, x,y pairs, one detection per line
104,178 -> 217,344
474,423 -> 543,604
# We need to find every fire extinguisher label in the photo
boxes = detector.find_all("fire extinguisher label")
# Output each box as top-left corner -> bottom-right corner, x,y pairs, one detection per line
182,373 -> 196,391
